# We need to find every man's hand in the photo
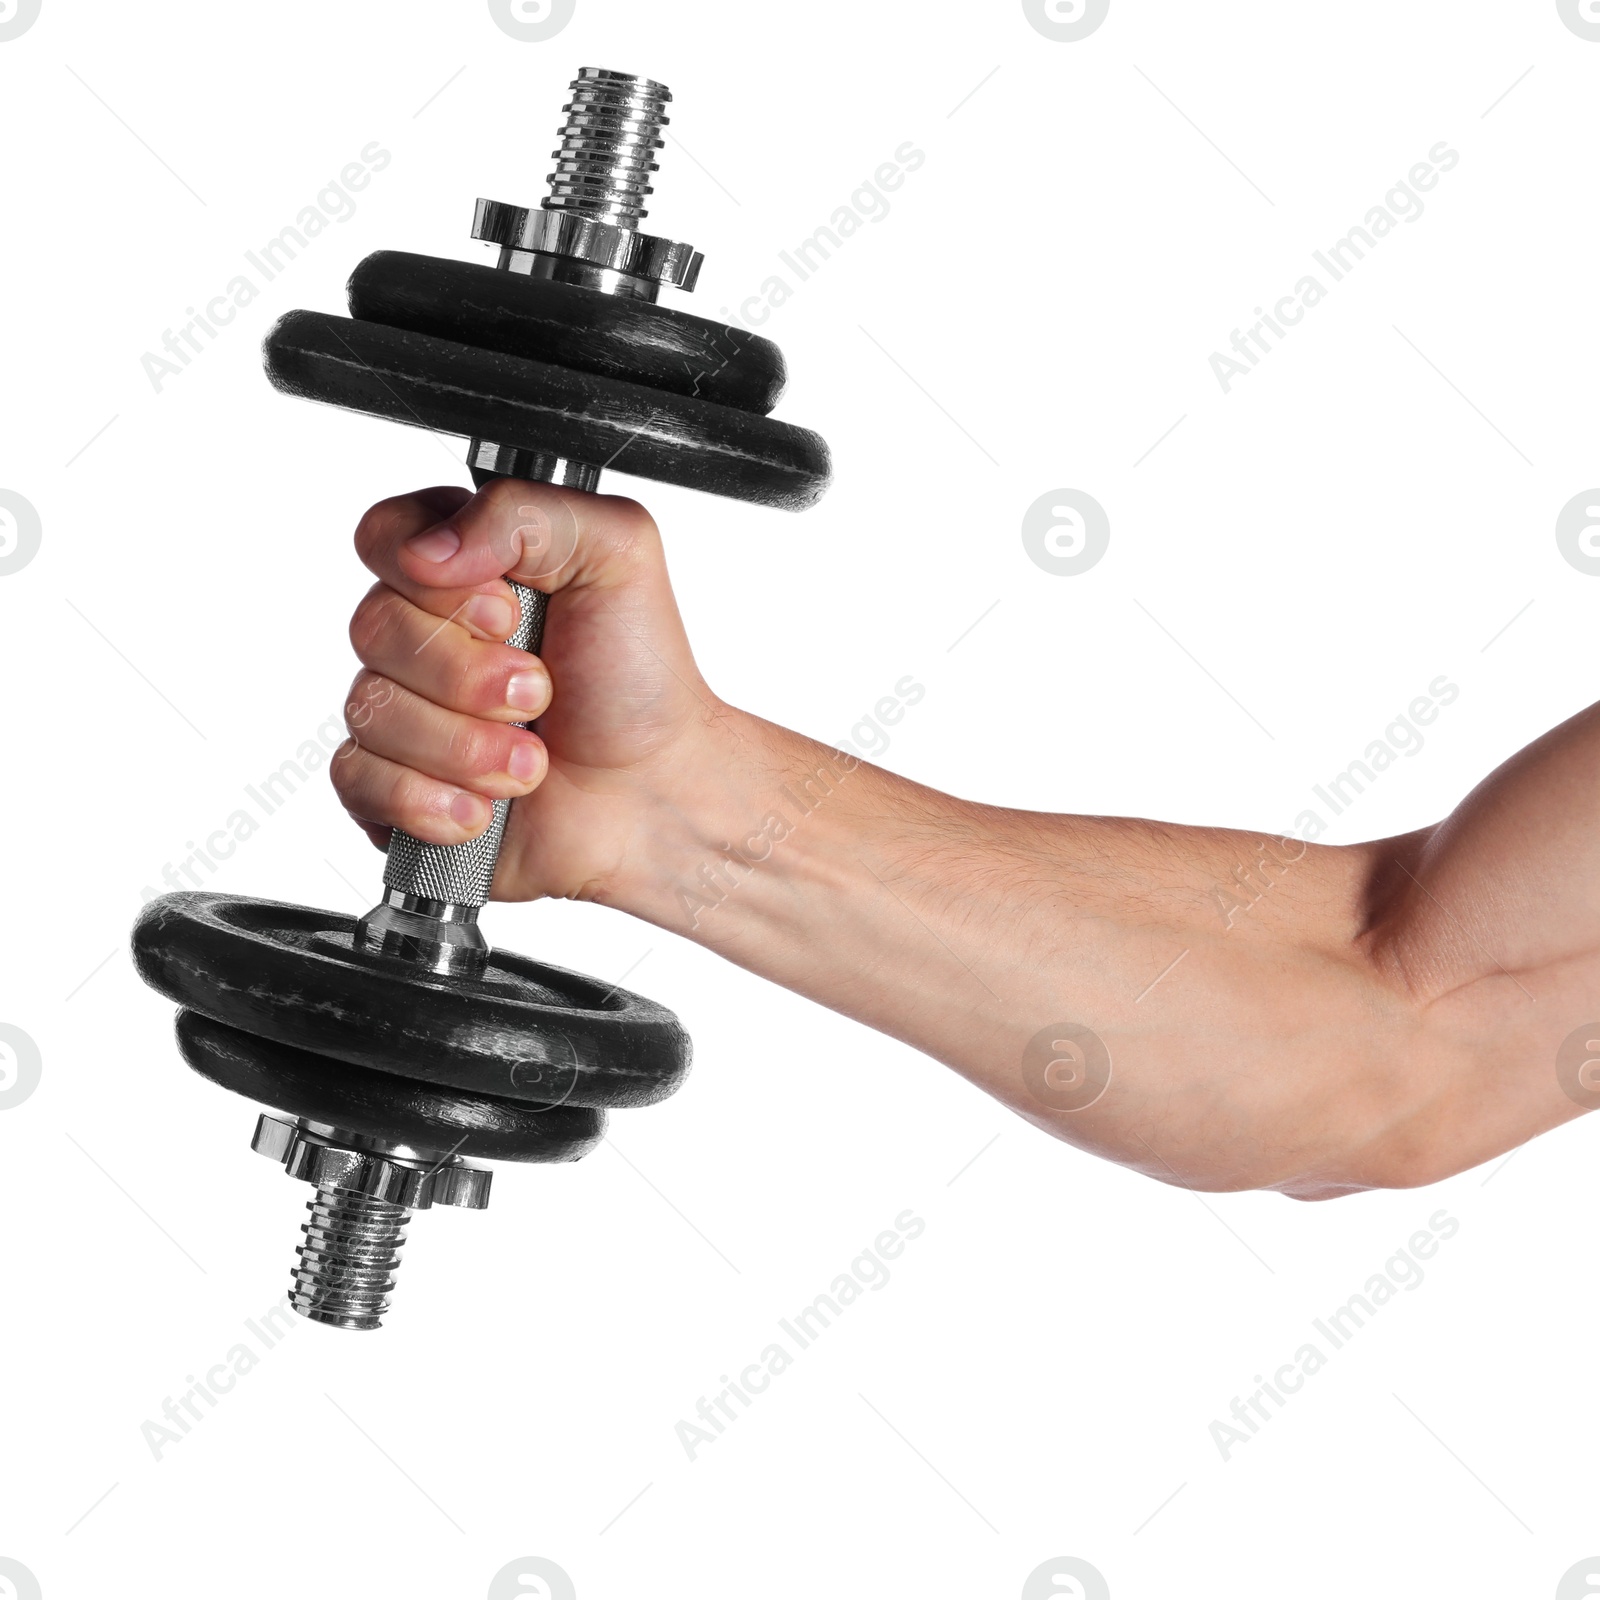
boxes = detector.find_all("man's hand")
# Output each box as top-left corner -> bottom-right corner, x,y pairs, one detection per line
336,480 -> 1594,1203
334,479 -> 725,906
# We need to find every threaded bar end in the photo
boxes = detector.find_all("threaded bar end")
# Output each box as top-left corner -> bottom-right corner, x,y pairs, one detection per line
291,1187 -> 410,1331
544,66 -> 671,226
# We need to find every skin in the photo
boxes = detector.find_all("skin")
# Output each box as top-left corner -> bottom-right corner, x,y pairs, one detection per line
333,479 -> 1599,1202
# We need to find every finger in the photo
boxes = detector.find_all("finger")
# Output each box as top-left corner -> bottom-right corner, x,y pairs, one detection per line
329,734 -> 499,848
349,583 -> 552,723
342,669 -> 548,800
348,813 -> 393,852
353,487 -> 523,641
358,478 -> 663,620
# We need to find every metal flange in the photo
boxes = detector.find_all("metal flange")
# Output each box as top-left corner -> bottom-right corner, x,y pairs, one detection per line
252,1115 -> 492,1210
473,198 -> 703,291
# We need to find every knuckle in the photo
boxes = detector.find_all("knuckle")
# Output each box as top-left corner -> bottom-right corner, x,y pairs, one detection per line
353,497 -> 405,565
597,495 -> 662,573
421,631 -> 485,705
446,718 -> 506,777
479,475 -> 529,522
327,740 -> 364,798
464,657 -> 511,715
608,495 -> 660,546
348,585 -> 402,660
344,670 -> 392,730
392,768 -> 446,829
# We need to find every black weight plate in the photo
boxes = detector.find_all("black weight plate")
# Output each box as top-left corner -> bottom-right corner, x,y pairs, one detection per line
349,251 -> 787,416
263,309 -> 831,512
176,1010 -> 604,1163
133,891 -> 690,1110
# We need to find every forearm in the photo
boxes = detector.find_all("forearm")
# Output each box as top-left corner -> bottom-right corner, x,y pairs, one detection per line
606,706 -> 1445,1196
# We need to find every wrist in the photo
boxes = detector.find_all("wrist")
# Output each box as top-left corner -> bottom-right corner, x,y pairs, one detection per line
605,703 -> 879,937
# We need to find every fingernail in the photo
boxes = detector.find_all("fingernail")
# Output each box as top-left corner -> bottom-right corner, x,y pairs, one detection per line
466,594 -> 515,637
506,670 -> 546,713
508,742 -> 542,783
451,792 -> 488,829
408,524 -> 461,563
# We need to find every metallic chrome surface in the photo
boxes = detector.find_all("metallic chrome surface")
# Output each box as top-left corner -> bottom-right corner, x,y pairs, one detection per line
252,1116 -> 492,1211
250,1113 -> 296,1162
468,442 -> 600,494
292,1189 -> 407,1331
545,66 -> 671,225
498,247 -> 660,301
473,201 -> 701,291
355,887 -> 491,976
254,1116 -> 491,1330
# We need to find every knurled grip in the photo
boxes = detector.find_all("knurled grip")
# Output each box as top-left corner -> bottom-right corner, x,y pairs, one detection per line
382,580 -> 548,908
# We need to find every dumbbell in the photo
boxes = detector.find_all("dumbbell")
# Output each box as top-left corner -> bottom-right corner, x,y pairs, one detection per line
130,67 -> 830,1330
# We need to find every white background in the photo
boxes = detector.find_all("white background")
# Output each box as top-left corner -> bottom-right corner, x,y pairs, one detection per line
3,1 -> 1599,1596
